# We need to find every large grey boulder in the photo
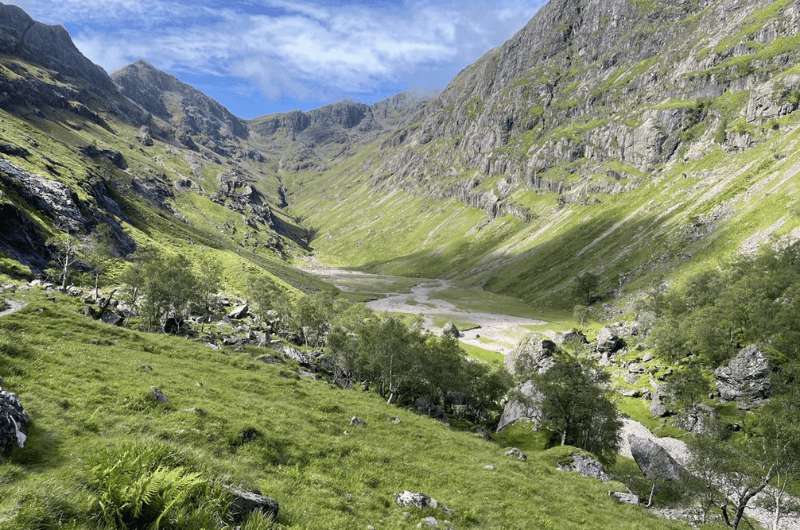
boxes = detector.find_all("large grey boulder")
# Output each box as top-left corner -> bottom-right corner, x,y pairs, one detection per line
395,491 -> 439,510
0,388 -> 29,453
649,383 -> 672,418
675,404 -> 717,435
442,322 -> 461,339
714,345 -> 771,409
227,304 -> 249,320
596,327 -> 626,354
628,435 -> 682,481
557,453 -> 609,482
505,334 -> 556,375
496,380 -> 543,432
610,492 -> 639,505
224,485 -> 279,522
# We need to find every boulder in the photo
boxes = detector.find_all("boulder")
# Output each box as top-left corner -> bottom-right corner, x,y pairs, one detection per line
0,388 -> 28,453
281,346 -> 322,368
150,387 -> 169,404
418,516 -> 440,528
559,330 -> 589,345
506,334 -> 556,375
100,310 -> 125,326
628,435 -> 682,481
649,384 -> 672,418
442,322 -> 461,339
596,327 -> 626,354
557,453 -> 609,482
395,491 -> 439,510
224,485 -> 279,522
610,492 -> 639,505
227,303 -> 249,320
504,447 -> 527,461
350,416 -> 366,426
714,345 -> 771,409
162,317 -> 184,335
675,404 -> 717,435
496,380 -> 543,432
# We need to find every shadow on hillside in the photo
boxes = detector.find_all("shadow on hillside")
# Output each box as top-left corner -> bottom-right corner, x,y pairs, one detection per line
356,208 -> 683,310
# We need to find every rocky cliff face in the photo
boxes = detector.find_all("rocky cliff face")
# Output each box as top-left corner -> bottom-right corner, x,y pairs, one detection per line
378,0 -> 800,208
0,3 -> 144,122
0,3 -> 114,92
250,94 -> 424,171
113,61 -> 249,154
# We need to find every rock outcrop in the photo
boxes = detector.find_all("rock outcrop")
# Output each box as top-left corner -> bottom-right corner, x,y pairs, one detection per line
0,387 -> 28,453
224,486 -> 279,522
628,434 -> 683,482
714,345 -> 772,409
505,334 -> 556,375
496,380 -> 543,432
113,60 -> 248,153
557,453 -> 609,482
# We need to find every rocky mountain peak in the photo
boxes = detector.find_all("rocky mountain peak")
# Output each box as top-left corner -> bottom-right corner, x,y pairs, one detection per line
113,60 -> 249,151
0,2 -> 115,91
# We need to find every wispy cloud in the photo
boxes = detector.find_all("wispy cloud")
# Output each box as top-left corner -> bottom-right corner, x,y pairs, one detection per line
13,0 -> 544,105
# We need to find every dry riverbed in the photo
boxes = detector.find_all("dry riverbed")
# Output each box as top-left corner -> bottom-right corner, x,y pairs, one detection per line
301,263 -> 544,356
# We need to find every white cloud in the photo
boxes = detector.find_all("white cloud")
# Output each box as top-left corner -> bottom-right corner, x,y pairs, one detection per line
13,0 -> 545,100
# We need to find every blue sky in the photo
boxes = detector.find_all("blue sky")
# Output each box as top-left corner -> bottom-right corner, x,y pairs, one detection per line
14,0 -> 545,118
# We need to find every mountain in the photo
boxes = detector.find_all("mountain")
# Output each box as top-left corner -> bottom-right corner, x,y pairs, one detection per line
249,93 -> 425,171
0,4 -> 323,290
113,60 -> 249,154
289,0 -> 800,308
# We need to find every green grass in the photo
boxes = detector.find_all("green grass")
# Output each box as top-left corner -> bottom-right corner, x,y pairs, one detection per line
0,290 -> 685,529
459,342 -> 504,367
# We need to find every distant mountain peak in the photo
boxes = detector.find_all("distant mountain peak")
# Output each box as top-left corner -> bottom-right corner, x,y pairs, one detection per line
113,60 -> 249,152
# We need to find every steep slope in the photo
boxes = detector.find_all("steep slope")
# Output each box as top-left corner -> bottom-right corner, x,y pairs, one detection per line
0,2 -> 144,122
113,60 -> 249,154
287,0 -> 800,310
0,5 -> 324,292
0,289 -> 685,530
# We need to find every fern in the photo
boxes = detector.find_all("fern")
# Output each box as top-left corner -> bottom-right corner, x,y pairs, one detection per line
88,443 -> 216,529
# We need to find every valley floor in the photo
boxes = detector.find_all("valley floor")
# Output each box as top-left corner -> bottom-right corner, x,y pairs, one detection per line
301,262 -> 549,357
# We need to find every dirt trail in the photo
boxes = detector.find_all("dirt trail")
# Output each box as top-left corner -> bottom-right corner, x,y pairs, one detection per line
302,264 -> 542,355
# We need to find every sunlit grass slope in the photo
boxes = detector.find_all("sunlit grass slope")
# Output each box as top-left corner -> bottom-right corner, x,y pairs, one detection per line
0,290 -> 685,529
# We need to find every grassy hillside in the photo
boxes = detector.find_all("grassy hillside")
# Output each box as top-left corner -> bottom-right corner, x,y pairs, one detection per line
0,286 -> 685,529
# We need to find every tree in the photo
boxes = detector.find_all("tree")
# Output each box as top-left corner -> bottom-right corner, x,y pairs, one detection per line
758,386 -> 800,530
574,272 -> 599,305
195,255 -> 223,333
48,234 -> 80,291
291,293 -> 335,348
531,358 -> 621,463
246,275 -> 282,317
133,253 -> 201,332
688,433 -> 777,529
663,367 -> 710,412
84,226 -> 116,300
572,305 -> 590,327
